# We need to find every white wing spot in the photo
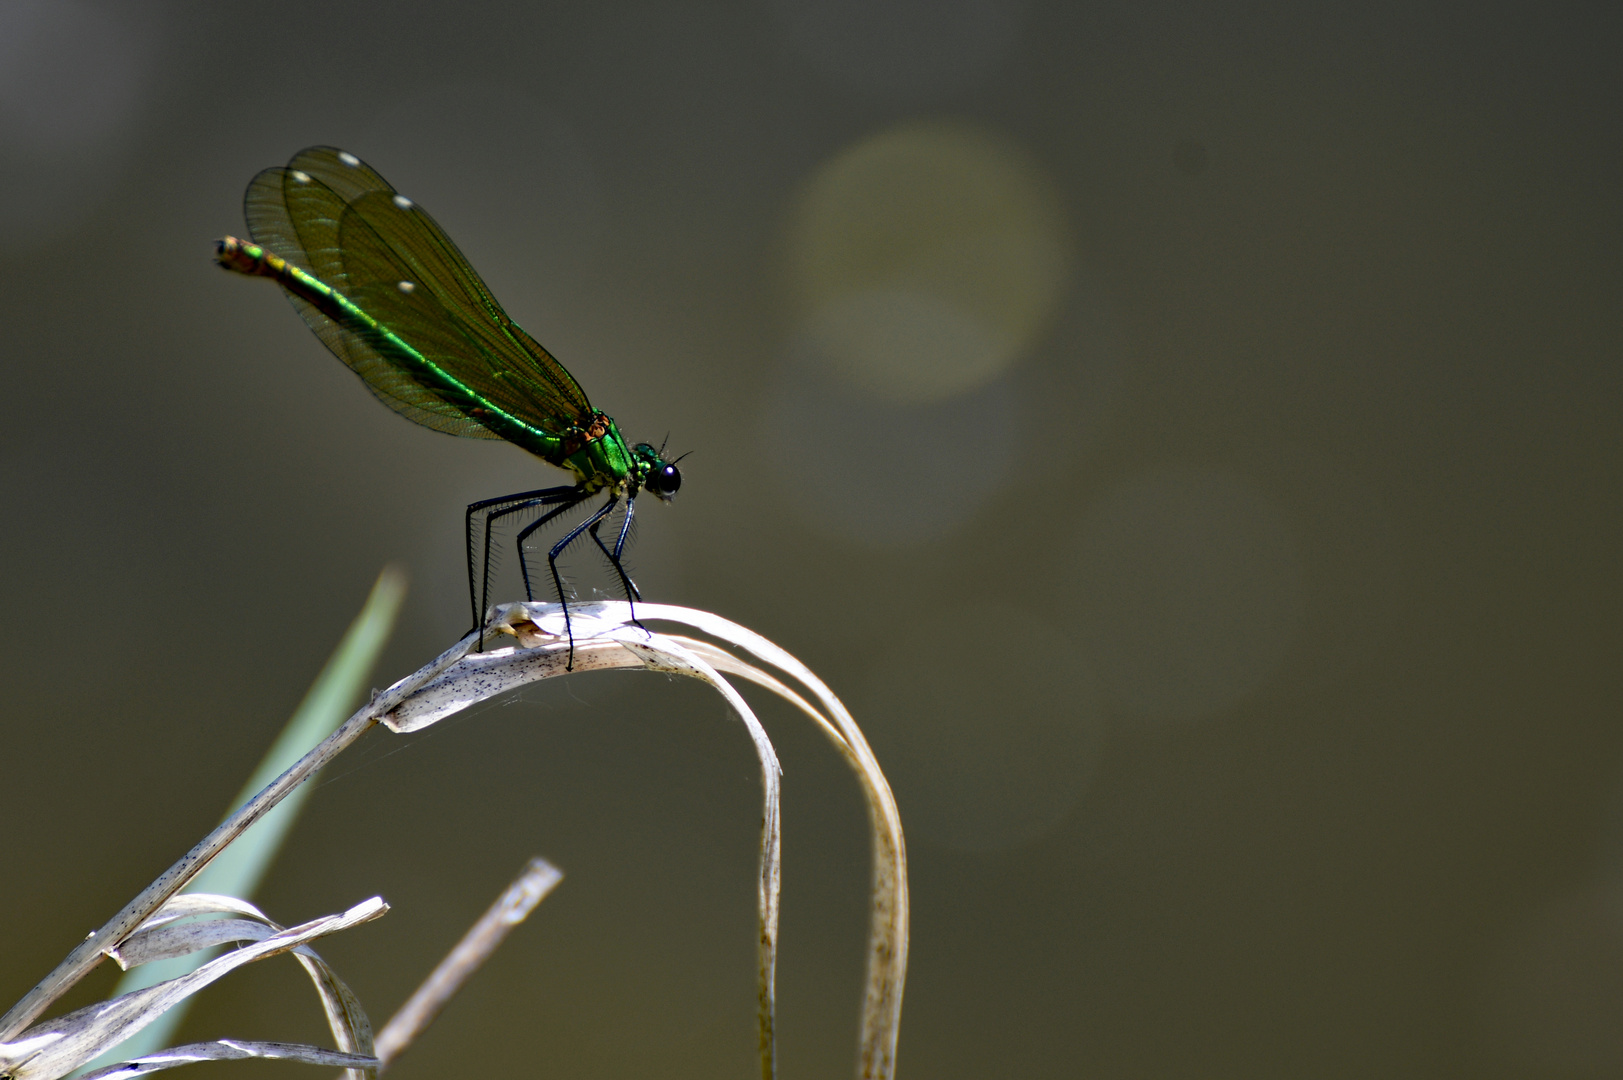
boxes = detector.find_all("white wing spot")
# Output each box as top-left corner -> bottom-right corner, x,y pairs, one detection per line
337,151 -> 360,167
397,280 -> 416,293
290,170 -> 311,184
392,194 -> 413,209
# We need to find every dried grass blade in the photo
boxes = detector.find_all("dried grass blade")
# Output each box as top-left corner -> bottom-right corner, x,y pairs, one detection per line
615,634 -> 783,1080
380,607 -> 788,1080
374,857 -> 563,1070
75,1040 -> 376,1080
0,618 -> 467,1043
108,920 -> 277,971
1,900 -> 387,1080
289,953 -> 373,1080
636,605 -> 909,1080
381,640 -> 636,733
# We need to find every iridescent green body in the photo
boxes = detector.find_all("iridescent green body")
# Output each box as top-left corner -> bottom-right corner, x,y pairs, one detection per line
214,239 -> 647,496
214,147 -> 682,654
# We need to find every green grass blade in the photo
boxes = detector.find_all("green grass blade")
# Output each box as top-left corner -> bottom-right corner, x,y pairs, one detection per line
187,565 -> 408,902
76,567 -> 408,1073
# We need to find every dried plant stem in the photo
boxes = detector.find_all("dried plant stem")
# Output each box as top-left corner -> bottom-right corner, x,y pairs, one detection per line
5,601 -> 906,1080
0,633 -> 477,1041
373,858 -> 563,1070
78,1040 -> 377,1080
615,634 -> 783,1080
388,602 -> 907,1080
645,609 -> 908,1080
3,898 -> 388,1080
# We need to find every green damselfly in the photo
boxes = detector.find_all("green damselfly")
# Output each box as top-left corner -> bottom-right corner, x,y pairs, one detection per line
216,147 -> 682,661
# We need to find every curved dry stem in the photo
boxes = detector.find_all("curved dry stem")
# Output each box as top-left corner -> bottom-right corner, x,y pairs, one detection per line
638,607 -> 909,1080
385,601 -> 908,1080
382,605 -> 786,1079
4,601 -> 905,1080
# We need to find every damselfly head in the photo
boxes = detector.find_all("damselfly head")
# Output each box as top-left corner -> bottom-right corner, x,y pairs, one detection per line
633,442 -> 682,501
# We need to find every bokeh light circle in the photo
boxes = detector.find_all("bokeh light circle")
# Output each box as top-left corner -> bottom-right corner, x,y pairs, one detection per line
782,120 -> 1070,404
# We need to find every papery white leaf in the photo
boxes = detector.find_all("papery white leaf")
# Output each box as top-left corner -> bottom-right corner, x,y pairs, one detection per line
117,894 -> 275,935
0,899 -> 387,1080
108,919 -> 276,970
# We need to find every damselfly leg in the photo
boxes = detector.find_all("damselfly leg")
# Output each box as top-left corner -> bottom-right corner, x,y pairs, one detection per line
466,485 -> 585,646
517,493 -> 621,667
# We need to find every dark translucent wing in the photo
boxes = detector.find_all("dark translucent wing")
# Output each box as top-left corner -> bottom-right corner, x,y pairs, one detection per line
307,159 -> 595,423
243,146 -> 594,439
244,163 -> 495,438
337,189 -> 597,424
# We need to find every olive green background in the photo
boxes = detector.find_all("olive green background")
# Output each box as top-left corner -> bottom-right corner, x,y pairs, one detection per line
2,1 -> 1620,1077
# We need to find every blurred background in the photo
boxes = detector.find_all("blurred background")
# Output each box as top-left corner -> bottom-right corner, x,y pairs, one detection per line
1,0 -> 1619,1076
